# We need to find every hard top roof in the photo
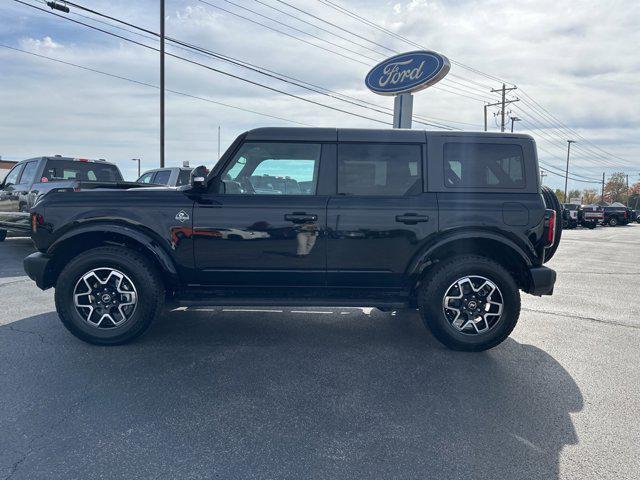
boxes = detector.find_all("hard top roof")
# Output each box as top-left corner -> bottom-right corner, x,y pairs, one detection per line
244,127 -> 534,142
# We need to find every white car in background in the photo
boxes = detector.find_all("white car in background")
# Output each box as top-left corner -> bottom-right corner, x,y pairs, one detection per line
137,167 -> 193,187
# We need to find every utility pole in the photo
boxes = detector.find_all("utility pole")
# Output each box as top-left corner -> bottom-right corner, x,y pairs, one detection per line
484,101 -> 502,132
564,140 -> 576,202
510,116 -> 521,132
160,0 -> 165,168
601,172 -> 605,203
491,84 -> 519,132
540,170 -> 547,184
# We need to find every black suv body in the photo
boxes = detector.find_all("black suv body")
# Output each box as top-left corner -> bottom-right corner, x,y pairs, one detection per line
23,128 -> 559,351
602,205 -> 629,226
0,156 -> 123,240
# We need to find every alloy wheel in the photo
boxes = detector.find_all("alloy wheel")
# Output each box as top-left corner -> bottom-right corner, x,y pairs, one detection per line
73,268 -> 138,328
442,275 -> 504,335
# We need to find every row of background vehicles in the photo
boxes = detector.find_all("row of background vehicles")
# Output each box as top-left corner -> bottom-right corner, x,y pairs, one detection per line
562,202 -> 638,229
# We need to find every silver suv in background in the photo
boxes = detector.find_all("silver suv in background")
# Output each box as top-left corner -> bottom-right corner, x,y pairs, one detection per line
0,156 -> 123,240
136,167 -> 193,187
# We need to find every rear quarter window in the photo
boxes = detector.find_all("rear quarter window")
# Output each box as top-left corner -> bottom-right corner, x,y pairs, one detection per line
444,143 -> 525,189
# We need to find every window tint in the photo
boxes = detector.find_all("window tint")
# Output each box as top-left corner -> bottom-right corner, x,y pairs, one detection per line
137,172 -> 155,184
222,142 -> 321,195
337,144 -> 422,196
19,161 -> 39,185
444,143 -> 525,189
154,170 -> 172,185
176,170 -> 192,186
43,160 -> 122,183
4,164 -> 24,186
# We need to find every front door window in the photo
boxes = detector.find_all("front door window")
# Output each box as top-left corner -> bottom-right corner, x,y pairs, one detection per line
221,142 -> 321,195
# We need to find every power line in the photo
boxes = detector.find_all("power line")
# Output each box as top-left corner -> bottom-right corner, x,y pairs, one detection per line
14,0 -> 403,127
315,0 -> 515,87
197,0 -> 498,102
45,0 -> 466,129
0,43 -> 311,126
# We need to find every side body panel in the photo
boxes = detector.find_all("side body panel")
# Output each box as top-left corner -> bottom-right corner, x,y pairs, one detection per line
33,188 -> 195,281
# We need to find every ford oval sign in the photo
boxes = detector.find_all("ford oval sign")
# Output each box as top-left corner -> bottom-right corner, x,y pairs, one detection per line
365,50 -> 450,96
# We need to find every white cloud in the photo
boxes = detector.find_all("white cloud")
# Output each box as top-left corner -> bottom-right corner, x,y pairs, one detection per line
0,0 -> 638,190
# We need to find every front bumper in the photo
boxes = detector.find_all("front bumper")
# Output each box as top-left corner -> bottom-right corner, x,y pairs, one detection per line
527,266 -> 556,296
23,252 -> 54,290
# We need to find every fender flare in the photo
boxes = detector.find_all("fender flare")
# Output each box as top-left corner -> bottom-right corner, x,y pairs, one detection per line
48,222 -> 180,284
407,229 -> 534,278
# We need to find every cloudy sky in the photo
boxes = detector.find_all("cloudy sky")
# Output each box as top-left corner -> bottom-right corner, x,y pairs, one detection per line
1,0 -> 639,190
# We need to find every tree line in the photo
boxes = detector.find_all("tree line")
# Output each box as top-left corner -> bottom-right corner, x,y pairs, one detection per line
553,172 -> 640,208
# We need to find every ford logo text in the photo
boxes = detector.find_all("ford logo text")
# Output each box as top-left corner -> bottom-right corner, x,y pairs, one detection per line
365,50 -> 450,96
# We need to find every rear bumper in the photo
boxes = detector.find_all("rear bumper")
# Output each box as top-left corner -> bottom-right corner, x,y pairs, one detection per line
23,252 -> 54,290
527,266 -> 556,296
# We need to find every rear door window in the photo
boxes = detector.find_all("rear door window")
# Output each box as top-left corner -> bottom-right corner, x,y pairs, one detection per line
337,143 -> 422,196
176,170 -> 192,186
153,170 -> 172,185
444,143 -> 525,189
18,161 -> 39,185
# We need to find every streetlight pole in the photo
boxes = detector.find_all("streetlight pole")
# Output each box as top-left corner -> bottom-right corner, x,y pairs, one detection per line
564,140 -> 575,202
132,158 -> 141,178
510,116 -> 521,132
160,0 -> 165,168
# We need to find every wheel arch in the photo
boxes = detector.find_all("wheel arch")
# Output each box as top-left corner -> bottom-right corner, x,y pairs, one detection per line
408,232 -> 534,295
46,224 -> 180,290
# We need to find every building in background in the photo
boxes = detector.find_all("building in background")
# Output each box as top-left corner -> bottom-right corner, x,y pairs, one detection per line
0,159 -> 18,181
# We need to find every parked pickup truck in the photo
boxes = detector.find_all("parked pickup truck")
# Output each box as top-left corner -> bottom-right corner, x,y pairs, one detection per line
0,156 -> 123,240
23,128 -> 560,351
578,204 -> 604,229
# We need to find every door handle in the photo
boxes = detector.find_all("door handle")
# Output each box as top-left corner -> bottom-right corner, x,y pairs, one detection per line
396,213 -> 429,224
285,212 -> 318,223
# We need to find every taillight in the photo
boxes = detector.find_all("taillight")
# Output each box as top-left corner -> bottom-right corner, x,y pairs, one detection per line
31,213 -> 44,232
544,209 -> 556,247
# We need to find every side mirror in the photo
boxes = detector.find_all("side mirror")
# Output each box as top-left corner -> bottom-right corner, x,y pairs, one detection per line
190,165 -> 209,189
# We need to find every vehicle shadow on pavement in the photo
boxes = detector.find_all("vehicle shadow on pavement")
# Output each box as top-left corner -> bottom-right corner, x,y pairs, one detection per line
0,309 -> 582,480
0,237 -> 34,279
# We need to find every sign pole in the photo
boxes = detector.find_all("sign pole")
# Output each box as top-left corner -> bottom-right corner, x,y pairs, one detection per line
393,93 -> 413,129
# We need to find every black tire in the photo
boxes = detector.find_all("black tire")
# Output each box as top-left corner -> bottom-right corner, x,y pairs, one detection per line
54,246 -> 164,345
0,229 -> 6,242
608,216 -> 618,227
587,223 -> 596,229
418,255 -> 521,352
540,186 -> 562,262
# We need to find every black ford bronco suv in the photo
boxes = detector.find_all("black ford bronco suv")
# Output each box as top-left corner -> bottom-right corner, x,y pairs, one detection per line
24,128 -> 561,351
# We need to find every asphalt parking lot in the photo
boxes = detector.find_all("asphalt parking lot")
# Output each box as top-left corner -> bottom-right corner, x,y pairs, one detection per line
1,226 -> 638,479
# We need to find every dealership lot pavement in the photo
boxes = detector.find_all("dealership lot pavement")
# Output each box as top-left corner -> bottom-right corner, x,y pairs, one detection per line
1,226 -> 638,479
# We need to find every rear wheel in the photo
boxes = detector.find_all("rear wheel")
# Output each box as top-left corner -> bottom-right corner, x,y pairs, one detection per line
418,255 -> 520,352
0,229 -> 6,242
54,246 -> 164,345
541,186 -> 562,261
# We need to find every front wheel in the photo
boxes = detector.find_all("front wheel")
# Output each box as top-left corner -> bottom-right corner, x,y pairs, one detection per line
418,255 -> 520,351
608,217 -> 618,227
54,246 -> 164,345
